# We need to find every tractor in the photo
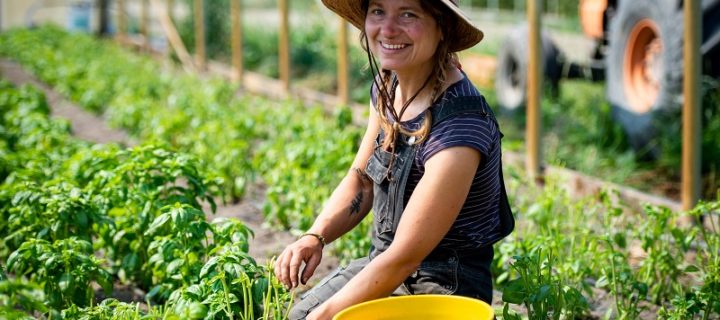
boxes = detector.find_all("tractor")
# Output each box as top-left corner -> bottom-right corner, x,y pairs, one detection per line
494,0 -> 720,156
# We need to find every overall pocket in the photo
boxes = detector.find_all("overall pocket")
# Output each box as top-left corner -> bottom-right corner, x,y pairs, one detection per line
405,255 -> 459,295
365,147 -> 395,234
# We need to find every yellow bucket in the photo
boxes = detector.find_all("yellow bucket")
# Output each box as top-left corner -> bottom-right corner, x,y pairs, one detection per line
333,295 -> 494,320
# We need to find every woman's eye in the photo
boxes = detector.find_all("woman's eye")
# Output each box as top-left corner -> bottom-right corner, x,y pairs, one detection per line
401,12 -> 417,18
369,8 -> 383,16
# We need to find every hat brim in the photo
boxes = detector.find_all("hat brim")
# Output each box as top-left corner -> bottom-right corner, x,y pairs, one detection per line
321,0 -> 483,52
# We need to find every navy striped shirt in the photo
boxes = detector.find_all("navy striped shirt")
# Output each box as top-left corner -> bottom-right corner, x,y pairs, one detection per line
371,76 -> 502,250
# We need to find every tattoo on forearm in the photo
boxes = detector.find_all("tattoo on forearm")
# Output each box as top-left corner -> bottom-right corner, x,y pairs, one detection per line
349,191 -> 363,216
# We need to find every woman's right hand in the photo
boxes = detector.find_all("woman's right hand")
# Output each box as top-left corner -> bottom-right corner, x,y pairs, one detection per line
274,234 -> 324,289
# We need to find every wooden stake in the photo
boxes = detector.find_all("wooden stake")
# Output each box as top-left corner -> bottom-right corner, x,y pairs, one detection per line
151,0 -> 194,72
231,0 -> 244,85
141,0 -> 149,51
116,0 -> 127,41
194,0 -> 206,71
526,0 -> 542,181
682,0 -> 702,210
278,0 -> 290,94
337,18 -> 349,106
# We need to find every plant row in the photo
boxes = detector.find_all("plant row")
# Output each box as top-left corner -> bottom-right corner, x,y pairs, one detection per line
0,81 -> 291,319
0,25 -> 371,260
497,167 -> 719,319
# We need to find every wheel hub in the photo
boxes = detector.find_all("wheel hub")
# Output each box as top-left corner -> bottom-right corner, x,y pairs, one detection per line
623,19 -> 662,113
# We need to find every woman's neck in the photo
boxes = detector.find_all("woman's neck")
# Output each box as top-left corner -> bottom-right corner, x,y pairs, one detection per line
393,65 -> 435,104
390,66 -> 464,121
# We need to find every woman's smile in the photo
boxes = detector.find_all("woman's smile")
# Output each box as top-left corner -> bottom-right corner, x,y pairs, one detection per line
380,41 -> 409,51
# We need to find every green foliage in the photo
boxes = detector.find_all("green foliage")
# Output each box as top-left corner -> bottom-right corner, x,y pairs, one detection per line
0,278 -> 47,317
497,169 -> 719,319
0,82 -> 289,318
168,245 -> 292,320
6,238 -> 113,309
502,248 -> 589,319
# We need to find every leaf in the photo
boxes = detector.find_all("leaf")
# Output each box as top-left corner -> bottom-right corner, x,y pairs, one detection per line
501,278 -> 526,304
200,256 -> 219,279
536,284 -> 552,302
188,302 -> 208,319
145,213 -> 170,236
167,259 -> 184,275
684,265 -> 700,273
58,272 -> 72,291
503,304 -> 522,320
595,276 -> 609,288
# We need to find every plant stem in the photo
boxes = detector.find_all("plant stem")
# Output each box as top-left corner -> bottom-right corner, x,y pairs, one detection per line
220,273 -> 235,320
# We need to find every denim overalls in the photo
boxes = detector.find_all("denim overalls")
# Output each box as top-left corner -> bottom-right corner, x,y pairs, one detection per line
288,95 -> 513,319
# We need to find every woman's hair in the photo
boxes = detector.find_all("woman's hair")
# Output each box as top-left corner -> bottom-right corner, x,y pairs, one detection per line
360,0 -> 460,151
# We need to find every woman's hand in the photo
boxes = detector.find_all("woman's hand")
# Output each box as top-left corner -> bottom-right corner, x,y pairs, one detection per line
274,234 -> 324,289
306,301 -> 338,320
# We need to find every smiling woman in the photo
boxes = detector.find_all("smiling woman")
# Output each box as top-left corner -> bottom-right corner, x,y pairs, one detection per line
272,1 -> 515,319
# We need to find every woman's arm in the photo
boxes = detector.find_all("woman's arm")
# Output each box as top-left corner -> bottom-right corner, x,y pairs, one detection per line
308,145 -> 482,319
275,104 -> 380,289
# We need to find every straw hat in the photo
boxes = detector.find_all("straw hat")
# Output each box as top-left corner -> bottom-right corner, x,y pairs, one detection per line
320,0 -> 484,52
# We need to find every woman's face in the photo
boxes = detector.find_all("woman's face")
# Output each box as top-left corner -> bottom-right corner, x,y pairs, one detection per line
365,0 -> 442,74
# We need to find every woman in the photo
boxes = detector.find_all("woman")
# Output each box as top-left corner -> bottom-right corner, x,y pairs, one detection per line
274,0 -> 514,319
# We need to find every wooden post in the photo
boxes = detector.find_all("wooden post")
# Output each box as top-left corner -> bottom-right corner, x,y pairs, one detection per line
194,0 -> 206,71
337,18 -> 349,106
278,0 -> 290,94
682,0 -> 701,210
152,0 -> 194,72
141,0 -> 149,51
116,0 -> 127,41
231,0 -> 244,85
167,0 -> 174,22
526,0 -> 542,180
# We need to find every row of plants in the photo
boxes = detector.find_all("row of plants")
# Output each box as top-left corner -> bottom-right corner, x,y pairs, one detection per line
497,167 -> 720,319
2,26 -> 718,318
0,25 -> 370,260
0,80 -> 291,318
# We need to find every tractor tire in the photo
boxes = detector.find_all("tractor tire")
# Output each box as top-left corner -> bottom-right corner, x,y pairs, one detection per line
494,24 -> 563,112
605,0 -> 683,158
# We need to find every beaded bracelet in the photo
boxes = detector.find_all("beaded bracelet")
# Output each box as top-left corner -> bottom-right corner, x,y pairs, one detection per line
301,233 -> 326,248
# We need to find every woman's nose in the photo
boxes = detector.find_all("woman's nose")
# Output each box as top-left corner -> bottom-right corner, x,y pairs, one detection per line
380,17 -> 401,36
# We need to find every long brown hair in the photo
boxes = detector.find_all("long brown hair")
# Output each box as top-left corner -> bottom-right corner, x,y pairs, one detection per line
360,0 -> 460,151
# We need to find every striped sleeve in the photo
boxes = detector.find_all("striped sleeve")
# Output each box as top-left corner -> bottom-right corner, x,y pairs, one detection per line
419,113 -> 498,166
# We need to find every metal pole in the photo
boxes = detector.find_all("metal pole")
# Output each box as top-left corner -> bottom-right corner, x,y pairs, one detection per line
194,0 -> 206,71
337,18 -> 349,106
682,0 -> 702,210
278,0 -> 290,94
526,0 -> 542,180
231,0 -> 244,85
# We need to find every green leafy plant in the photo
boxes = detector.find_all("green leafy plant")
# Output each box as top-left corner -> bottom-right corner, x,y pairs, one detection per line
6,238 -> 112,310
502,247 -> 589,320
